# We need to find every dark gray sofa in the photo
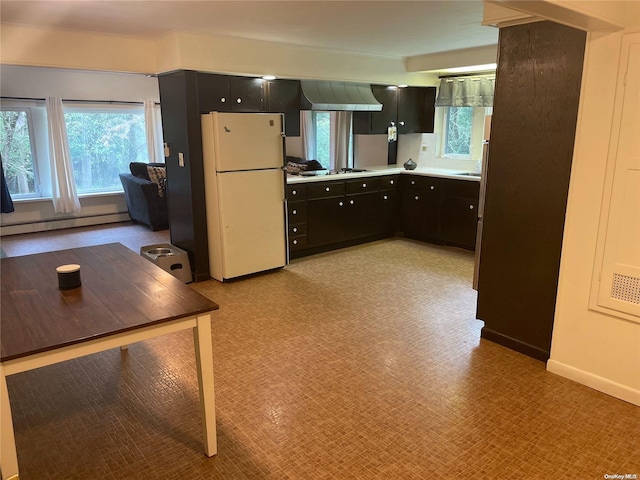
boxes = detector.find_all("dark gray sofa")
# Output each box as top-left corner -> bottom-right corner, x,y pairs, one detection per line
119,162 -> 168,231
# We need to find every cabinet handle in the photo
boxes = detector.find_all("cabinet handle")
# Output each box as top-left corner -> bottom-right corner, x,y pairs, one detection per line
362,183 -> 367,188
339,201 -> 344,207
414,195 -> 420,200
383,195 -> 388,200
430,185 -> 435,190
350,199 -> 355,205
411,180 -> 416,185
293,227 -> 298,233
236,98 -> 242,103
325,187 -> 330,192
220,97 -> 226,103
292,209 -> 297,215
469,205 -> 474,210
293,239 -> 298,245
399,121 -> 405,126
292,190 -> 297,195
390,180 -> 394,185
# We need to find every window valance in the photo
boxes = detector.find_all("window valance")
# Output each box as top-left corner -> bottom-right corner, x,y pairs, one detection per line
435,75 -> 495,107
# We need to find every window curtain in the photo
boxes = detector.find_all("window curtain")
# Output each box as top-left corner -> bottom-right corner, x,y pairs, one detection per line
435,75 -> 495,107
300,110 -> 315,160
46,97 -> 81,214
330,111 -> 352,170
144,100 -> 164,164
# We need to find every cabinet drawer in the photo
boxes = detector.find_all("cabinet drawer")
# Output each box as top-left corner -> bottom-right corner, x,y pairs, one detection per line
402,175 -> 440,192
379,175 -> 399,190
308,181 -> 345,199
289,222 -> 307,236
346,178 -> 380,194
286,184 -> 307,200
289,235 -> 308,250
287,201 -> 307,221
441,178 -> 480,198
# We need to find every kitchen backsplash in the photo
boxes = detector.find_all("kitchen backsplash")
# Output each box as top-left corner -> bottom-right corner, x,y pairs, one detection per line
286,132 -> 481,173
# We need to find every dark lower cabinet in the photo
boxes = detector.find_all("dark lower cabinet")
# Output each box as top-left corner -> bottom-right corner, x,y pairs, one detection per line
400,175 -> 440,241
439,179 -> 480,250
399,175 -> 479,249
346,192 -> 380,239
289,176 -> 399,258
307,196 -> 347,246
378,190 -> 398,235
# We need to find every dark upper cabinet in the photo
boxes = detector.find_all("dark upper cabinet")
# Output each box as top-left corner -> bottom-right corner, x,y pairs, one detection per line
267,79 -> 301,136
353,85 -> 435,135
397,87 -> 436,134
230,76 -> 266,111
197,73 -> 230,112
197,73 -> 265,113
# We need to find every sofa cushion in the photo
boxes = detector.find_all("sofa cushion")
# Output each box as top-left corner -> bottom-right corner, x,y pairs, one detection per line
129,162 -> 166,180
130,162 -> 150,179
147,165 -> 167,197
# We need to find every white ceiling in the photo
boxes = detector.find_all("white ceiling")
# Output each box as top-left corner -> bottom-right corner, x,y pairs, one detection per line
0,1 -> 498,59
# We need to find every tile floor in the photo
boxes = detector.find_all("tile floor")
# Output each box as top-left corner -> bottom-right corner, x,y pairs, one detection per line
1,224 -> 639,479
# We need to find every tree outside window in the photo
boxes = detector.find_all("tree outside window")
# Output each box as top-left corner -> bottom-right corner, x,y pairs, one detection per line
313,111 -> 331,169
0,109 -> 38,196
444,106 -> 473,156
65,109 -> 148,193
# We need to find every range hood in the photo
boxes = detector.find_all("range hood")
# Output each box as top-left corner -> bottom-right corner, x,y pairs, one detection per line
300,80 -> 382,111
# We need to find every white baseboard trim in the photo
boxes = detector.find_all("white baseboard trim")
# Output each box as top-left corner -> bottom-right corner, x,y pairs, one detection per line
547,359 -> 640,407
0,213 -> 130,236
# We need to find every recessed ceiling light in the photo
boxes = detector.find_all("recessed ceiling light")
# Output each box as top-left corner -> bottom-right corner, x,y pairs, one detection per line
397,84 -> 408,88
262,75 -> 276,80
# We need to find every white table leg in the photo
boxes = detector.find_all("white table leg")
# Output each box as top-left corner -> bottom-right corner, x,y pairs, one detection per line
1,364 -> 19,480
193,314 -> 217,456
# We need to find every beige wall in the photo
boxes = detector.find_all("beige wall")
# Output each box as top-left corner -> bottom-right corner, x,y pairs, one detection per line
1,24 -> 438,86
548,29 -> 640,406
0,24 -> 156,73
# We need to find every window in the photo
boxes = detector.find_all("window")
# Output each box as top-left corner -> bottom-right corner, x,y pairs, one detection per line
64,106 -> 149,194
0,101 -> 161,200
437,106 -> 492,160
308,111 -> 353,170
444,107 -> 473,156
312,111 -> 331,169
0,108 -> 39,197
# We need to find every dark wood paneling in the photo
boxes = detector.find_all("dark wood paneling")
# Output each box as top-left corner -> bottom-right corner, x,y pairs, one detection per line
158,71 -> 210,281
476,21 -> 586,360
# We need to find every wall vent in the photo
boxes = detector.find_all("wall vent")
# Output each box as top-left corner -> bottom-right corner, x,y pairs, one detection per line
611,273 -> 640,305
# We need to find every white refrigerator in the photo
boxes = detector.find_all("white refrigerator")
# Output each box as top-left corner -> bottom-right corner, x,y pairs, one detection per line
201,112 -> 287,282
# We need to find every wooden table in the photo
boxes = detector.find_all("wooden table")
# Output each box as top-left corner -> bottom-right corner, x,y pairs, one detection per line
0,243 -> 219,480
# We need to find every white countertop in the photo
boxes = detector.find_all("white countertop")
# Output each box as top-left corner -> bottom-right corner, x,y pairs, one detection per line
286,165 -> 481,184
